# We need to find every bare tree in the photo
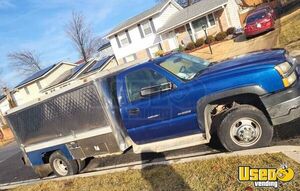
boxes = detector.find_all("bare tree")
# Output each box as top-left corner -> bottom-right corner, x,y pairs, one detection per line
157,0 -> 194,7
179,0 -> 193,7
66,11 -> 96,64
7,50 -> 42,76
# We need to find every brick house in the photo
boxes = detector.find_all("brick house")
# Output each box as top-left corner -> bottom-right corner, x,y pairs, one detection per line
106,0 -> 242,65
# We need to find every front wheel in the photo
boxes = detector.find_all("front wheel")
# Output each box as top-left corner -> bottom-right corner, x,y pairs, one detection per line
49,151 -> 79,177
217,105 -> 273,151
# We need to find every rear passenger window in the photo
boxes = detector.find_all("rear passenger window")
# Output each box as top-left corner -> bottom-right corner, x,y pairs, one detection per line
125,69 -> 168,102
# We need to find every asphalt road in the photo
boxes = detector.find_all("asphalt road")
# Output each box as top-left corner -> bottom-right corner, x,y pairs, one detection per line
0,117 -> 300,186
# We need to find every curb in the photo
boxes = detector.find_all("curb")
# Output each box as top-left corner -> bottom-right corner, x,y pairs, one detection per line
1,145 -> 300,190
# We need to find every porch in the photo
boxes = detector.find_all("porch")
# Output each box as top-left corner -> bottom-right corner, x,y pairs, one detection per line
159,7 -> 231,51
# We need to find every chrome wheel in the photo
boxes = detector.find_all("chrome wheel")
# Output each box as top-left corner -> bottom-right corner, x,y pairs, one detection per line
230,117 -> 262,147
53,159 -> 68,176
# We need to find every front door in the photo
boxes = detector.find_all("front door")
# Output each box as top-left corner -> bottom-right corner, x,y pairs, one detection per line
119,68 -> 175,144
168,31 -> 178,50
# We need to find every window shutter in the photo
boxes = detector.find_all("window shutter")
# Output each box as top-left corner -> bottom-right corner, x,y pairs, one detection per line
138,24 -> 144,38
149,18 -> 156,33
115,35 -> 121,48
125,30 -> 132,44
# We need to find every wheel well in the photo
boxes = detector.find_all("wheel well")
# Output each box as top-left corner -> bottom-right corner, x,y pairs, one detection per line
42,150 -> 58,164
207,93 -> 271,133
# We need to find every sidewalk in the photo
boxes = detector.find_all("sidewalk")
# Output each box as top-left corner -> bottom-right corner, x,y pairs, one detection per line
2,145 -> 300,190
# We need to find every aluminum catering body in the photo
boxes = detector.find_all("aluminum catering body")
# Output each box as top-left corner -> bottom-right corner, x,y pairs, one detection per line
4,63 -> 136,174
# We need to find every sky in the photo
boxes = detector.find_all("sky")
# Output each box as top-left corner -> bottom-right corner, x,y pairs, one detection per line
0,0 -> 157,87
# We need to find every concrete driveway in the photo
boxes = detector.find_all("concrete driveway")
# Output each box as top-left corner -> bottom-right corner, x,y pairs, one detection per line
190,22 -> 280,62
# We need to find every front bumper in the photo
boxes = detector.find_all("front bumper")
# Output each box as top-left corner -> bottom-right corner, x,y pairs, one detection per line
262,78 -> 300,126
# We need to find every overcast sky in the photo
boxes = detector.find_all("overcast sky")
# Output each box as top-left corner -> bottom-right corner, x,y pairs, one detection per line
0,0 -> 156,87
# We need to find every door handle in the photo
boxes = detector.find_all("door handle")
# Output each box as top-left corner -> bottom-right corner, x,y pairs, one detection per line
128,108 -> 140,115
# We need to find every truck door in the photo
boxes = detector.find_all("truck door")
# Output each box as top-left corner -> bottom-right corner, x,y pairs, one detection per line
118,67 -> 176,144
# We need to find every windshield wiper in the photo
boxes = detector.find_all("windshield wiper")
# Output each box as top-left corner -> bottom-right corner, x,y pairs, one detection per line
193,63 -> 214,78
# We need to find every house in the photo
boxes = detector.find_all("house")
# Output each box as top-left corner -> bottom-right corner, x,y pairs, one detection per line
0,61 -> 76,114
106,0 -> 242,65
41,55 -> 118,94
94,41 -> 114,60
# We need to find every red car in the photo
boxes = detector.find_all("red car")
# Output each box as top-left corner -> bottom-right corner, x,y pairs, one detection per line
244,9 -> 275,38
252,4 -> 276,20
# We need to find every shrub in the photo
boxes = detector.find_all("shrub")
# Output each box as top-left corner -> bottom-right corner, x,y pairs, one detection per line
155,50 -> 165,57
226,27 -> 236,35
185,42 -> 196,50
178,45 -> 184,52
195,38 -> 205,47
215,32 -> 227,41
205,35 -> 215,44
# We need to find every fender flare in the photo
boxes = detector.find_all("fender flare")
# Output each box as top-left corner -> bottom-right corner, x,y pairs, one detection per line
196,85 -> 267,140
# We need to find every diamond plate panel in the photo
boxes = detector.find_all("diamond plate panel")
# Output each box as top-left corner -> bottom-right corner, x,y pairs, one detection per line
7,84 -> 109,146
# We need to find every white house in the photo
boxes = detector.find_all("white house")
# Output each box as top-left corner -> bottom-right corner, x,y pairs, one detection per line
41,55 -> 118,94
106,0 -> 242,64
0,62 -> 76,114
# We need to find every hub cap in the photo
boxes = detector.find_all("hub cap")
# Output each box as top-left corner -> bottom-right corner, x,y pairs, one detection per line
230,117 -> 262,147
53,159 -> 68,176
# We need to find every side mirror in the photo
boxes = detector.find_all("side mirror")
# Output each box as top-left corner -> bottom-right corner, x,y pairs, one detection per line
140,82 -> 173,97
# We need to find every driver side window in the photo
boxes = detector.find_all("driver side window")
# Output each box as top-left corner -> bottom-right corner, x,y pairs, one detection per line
125,69 -> 168,102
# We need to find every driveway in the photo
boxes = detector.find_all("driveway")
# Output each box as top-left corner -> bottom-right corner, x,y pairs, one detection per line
190,21 -> 280,62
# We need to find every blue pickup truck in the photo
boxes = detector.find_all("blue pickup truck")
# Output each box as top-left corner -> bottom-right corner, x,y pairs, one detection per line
5,48 -> 300,177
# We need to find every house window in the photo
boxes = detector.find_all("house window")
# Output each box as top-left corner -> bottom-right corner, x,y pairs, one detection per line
192,13 -> 216,32
148,44 -> 161,58
192,16 -> 208,32
37,81 -> 42,90
142,21 -> 153,36
207,13 -> 215,26
24,87 -> 30,95
124,54 -> 136,63
119,32 -> 129,46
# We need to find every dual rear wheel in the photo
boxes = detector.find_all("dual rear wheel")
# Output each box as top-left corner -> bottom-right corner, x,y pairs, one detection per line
49,151 -> 85,177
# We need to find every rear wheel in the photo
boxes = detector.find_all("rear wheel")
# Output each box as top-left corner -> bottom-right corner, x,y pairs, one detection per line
217,105 -> 273,151
49,151 -> 79,177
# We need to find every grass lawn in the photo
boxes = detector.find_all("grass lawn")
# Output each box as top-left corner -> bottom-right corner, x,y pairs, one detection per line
10,153 -> 300,191
278,8 -> 300,51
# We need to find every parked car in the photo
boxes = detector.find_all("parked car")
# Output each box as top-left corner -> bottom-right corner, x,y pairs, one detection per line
4,49 -> 300,177
244,9 -> 276,38
253,4 -> 276,20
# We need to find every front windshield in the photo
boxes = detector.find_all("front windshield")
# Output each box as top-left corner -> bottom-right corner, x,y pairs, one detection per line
159,53 -> 210,81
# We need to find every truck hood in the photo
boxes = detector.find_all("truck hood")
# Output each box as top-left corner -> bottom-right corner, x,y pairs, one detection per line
201,49 -> 286,76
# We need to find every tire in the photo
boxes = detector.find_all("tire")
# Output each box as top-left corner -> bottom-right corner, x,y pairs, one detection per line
217,105 -> 273,151
33,164 -> 52,178
49,151 -> 79,177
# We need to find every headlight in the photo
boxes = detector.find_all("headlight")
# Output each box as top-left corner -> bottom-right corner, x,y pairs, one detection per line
275,61 -> 297,88
282,72 -> 297,87
275,62 -> 292,76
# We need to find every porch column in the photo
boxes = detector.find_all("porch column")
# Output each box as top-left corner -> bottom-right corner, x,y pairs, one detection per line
189,22 -> 196,42
223,5 -> 231,28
